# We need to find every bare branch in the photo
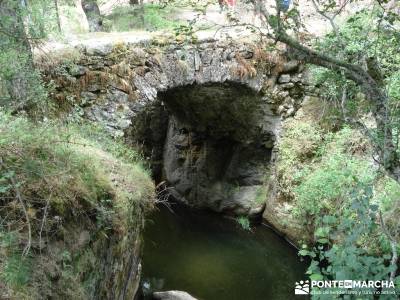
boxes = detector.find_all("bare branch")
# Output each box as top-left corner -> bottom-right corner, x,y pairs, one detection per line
379,210 -> 398,282
0,157 -> 31,257
39,192 -> 51,255
310,0 -> 341,44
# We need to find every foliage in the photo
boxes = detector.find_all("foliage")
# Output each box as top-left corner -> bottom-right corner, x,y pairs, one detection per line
69,121 -> 147,167
294,149 -> 375,220
277,114 -> 399,241
236,216 -> 251,231
275,117 -> 400,297
25,0 -> 61,39
299,186 -> 399,299
0,231 -> 31,289
373,177 -> 400,253
0,0 -> 58,117
0,114 -> 108,216
294,127 -> 375,224
312,8 -> 400,147
0,46 -> 51,116
276,118 -> 322,198
104,4 -> 184,32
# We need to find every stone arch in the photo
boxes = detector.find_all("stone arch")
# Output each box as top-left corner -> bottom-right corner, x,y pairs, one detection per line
42,39 -> 309,214
130,41 -> 266,104
69,40 -> 272,137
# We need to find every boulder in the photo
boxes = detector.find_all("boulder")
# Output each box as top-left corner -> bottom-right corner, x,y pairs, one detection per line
278,74 -> 291,83
282,60 -> 299,73
153,290 -> 198,300
85,42 -> 113,56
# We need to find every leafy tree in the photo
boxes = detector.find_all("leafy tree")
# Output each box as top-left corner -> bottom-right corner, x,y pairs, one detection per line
250,0 -> 400,184
128,0 -> 145,28
53,0 -> 62,32
0,0 -> 48,115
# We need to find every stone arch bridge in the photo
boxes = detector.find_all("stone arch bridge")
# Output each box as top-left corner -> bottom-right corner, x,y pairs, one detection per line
40,37 -> 312,216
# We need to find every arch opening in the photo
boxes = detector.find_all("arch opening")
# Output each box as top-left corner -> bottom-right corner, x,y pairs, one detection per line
128,82 -> 280,215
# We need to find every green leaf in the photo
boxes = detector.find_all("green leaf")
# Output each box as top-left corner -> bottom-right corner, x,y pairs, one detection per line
369,204 -> 379,212
299,249 -> 309,256
322,215 -> 337,224
317,238 -> 329,244
315,227 -> 329,238
310,273 -> 324,281
0,185 -> 11,193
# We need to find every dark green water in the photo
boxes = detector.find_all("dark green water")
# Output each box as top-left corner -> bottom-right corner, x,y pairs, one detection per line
141,204 -> 308,300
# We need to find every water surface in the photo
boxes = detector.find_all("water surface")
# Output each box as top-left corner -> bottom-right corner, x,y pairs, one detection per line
141,204 -> 308,300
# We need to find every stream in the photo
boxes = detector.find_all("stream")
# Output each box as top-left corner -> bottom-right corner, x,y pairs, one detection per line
140,204 -> 308,300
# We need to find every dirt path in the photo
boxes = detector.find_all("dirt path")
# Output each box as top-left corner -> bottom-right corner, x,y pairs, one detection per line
37,1 -> 371,56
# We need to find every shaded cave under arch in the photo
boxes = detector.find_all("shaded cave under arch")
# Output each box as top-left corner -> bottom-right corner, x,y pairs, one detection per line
128,82 -> 280,215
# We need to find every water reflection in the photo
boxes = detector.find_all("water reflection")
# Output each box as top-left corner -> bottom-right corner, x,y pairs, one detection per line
141,204 -> 308,300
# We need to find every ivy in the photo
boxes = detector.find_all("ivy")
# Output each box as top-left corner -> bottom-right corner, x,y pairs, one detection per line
300,185 -> 399,299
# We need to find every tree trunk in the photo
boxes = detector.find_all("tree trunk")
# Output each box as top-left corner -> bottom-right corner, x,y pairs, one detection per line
130,0 -> 144,5
0,0 -> 35,109
54,0 -> 62,33
81,0 -> 103,32
129,0 -> 144,28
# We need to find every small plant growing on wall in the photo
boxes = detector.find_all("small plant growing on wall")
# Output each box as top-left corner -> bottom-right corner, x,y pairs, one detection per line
236,216 -> 251,231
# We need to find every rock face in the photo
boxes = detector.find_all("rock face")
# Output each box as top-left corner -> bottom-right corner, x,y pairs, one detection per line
153,291 -> 198,300
160,83 -> 276,214
41,37 -> 312,217
92,226 -> 143,299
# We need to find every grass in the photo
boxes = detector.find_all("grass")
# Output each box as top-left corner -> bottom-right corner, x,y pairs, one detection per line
0,112 -> 154,298
104,4 -> 184,32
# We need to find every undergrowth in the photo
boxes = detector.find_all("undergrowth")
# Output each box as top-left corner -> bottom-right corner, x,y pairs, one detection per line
0,112 -> 154,299
275,116 -> 399,254
104,4 -> 184,32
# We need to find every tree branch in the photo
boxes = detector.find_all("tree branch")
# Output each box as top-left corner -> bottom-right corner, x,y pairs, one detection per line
309,0 -> 345,49
0,157 -> 31,257
253,0 -> 400,182
379,210 -> 398,282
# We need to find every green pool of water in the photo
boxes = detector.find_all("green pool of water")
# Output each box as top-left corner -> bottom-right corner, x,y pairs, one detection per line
141,204 -> 308,300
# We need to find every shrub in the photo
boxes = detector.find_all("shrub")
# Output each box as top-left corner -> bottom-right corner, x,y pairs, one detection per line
276,119 -> 322,198
300,186 -> 398,299
276,117 -> 376,226
294,153 -> 375,221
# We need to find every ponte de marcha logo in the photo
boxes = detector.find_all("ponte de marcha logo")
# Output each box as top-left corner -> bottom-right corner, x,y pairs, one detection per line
295,280 -> 310,295
294,279 -> 397,296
